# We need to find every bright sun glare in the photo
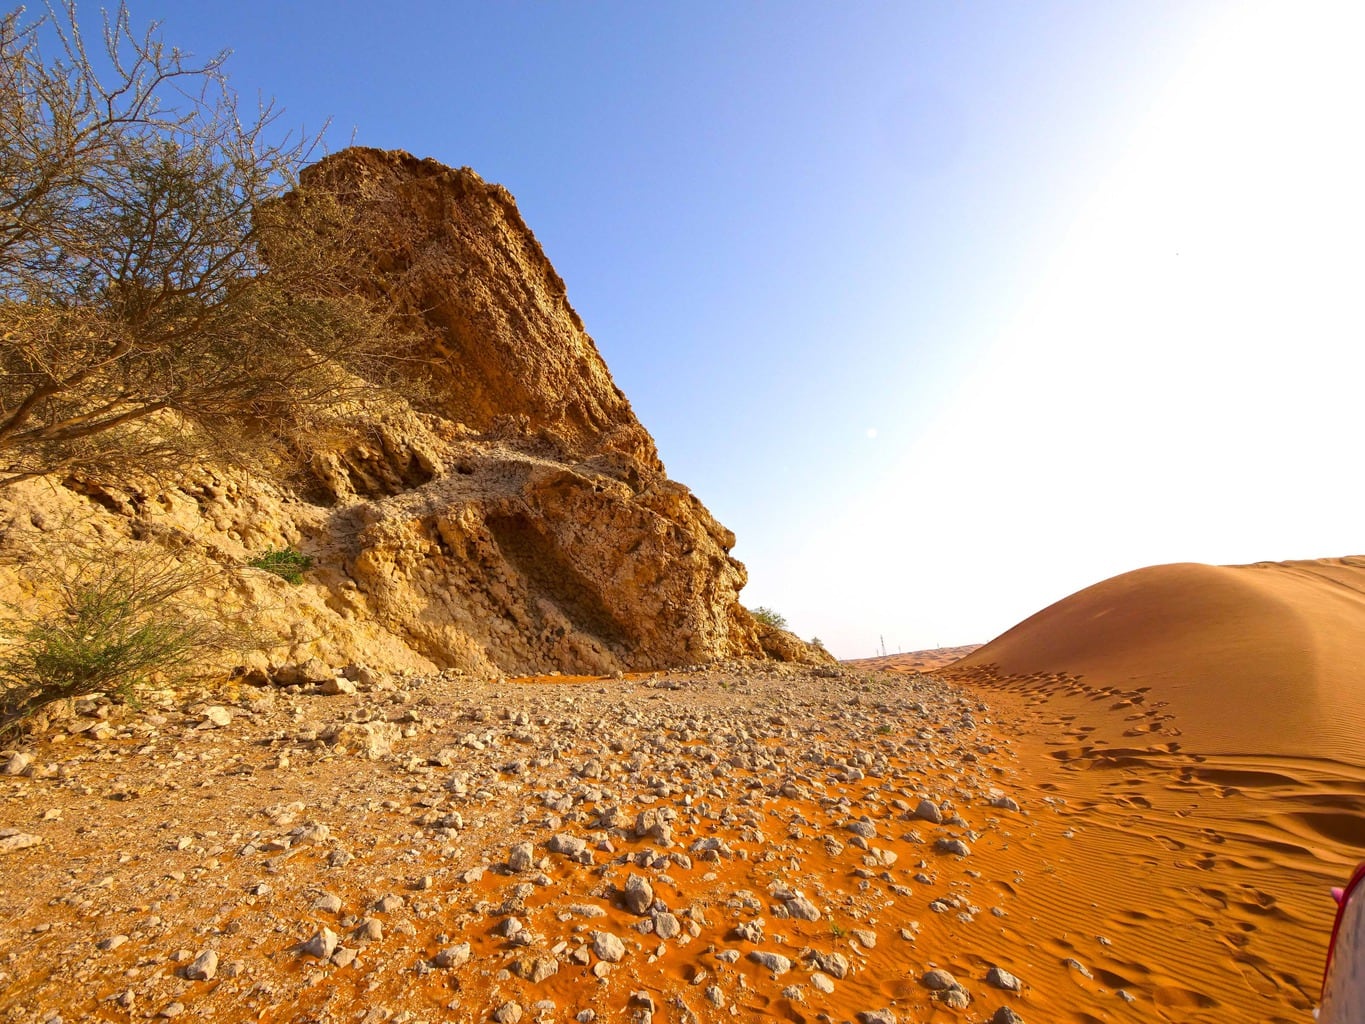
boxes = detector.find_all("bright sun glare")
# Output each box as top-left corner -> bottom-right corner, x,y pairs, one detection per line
797,1 -> 1365,657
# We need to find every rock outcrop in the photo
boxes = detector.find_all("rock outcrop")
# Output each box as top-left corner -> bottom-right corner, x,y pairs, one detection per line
298,147 -> 661,476
0,147 -> 829,678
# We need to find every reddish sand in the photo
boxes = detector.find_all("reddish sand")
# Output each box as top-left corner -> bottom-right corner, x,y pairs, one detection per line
849,646 -> 981,674
920,555 -> 1365,1021
6,559 -> 1362,1024
953,556 -> 1365,762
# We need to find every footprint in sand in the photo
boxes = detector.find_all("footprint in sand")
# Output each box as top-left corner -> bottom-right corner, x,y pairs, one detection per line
1153,984 -> 1219,1010
1123,722 -> 1163,737
1227,948 -> 1293,998
1176,850 -> 1219,871
1196,886 -> 1229,907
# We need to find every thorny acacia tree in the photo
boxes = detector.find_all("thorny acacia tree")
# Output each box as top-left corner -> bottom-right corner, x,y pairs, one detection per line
0,2 -> 387,486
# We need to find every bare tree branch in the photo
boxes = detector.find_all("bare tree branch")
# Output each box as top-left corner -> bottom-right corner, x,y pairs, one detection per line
0,2 -> 395,486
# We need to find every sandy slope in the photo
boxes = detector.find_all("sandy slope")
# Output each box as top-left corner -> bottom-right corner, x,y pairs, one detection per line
919,555 -> 1365,1022
955,556 -> 1365,763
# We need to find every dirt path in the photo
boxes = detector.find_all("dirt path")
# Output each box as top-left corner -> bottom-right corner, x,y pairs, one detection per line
0,660 -> 1333,1023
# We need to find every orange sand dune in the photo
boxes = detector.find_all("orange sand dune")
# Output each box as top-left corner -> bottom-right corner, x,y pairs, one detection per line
954,555 -> 1365,763
928,556 -> 1365,1021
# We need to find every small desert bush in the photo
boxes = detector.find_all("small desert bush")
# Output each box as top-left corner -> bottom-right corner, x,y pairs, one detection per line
0,543 -> 236,737
750,606 -> 788,630
247,547 -> 313,584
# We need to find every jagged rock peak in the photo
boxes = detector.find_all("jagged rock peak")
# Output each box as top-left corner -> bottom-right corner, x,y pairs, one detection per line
300,147 -> 660,472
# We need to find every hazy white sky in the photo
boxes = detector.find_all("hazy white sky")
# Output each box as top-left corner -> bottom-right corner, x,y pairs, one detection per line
783,2 -> 1365,655
131,1 -> 1364,658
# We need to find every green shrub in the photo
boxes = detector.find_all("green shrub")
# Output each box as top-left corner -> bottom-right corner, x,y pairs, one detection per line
248,547 -> 313,584
751,606 -> 788,630
0,544 -> 230,737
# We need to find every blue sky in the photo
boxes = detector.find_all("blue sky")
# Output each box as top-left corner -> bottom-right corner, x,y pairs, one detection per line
104,1 -> 1365,657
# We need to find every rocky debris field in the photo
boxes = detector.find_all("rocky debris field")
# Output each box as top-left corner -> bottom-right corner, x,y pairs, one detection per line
0,663 -> 1039,1024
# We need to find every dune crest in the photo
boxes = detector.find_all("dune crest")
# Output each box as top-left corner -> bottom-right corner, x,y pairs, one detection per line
954,556 -> 1365,763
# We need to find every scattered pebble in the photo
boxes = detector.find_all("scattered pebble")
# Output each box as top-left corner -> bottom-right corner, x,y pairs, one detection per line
986,966 -> 1023,992
434,943 -> 471,968
184,950 -> 218,981
748,951 -> 792,976
301,927 -> 338,960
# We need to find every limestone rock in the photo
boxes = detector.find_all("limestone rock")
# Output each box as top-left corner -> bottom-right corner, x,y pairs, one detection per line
914,799 -> 943,824
433,943 -> 471,969
508,842 -> 535,872
623,873 -> 654,915
747,951 -> 792,976
784,894 -> 821,921
284,147 -> 829,674
733,919 -> 764,944
940,988 -> 972,1009
987,966 -> 1023,992
922,968 -> 960,991
184,950 -> 218,981
301,928 -> 338,960
592,931 -> 626,963
547,833 -> 590,861
0,831 -> 41,854
0,147 -> 831,686
653,912 -> 681,940
322,722 -> 400,759
753,617 -> 838,666
935,837 -> 971,857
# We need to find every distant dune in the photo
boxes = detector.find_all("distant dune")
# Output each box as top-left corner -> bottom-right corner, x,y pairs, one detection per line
845,645 -> 981,673
951,556 -> 1365,764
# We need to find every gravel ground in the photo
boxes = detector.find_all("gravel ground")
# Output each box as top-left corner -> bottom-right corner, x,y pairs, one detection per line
0,662 -> 1031,1024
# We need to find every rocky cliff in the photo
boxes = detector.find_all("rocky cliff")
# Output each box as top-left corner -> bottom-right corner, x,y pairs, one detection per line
0,148 -> 824,679
299,148 -> 661,477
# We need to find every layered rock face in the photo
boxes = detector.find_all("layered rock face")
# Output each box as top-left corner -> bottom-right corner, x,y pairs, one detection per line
0,148 -> 823,676
299,147 -> 661,476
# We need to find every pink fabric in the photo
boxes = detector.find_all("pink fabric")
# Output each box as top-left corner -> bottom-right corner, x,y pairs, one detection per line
1323,862 -> 1365,1001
